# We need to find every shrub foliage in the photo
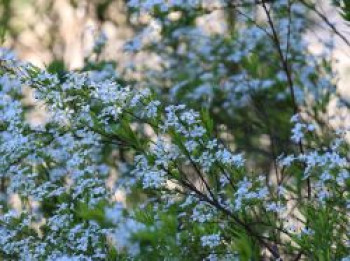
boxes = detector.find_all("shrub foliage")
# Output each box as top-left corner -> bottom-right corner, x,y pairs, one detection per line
0,0 -> 349,260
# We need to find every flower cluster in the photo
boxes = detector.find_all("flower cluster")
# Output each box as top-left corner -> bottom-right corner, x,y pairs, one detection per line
0,0 -> 349,260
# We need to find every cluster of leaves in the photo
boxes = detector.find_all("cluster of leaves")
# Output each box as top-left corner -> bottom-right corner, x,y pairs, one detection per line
0,0 -> 349,260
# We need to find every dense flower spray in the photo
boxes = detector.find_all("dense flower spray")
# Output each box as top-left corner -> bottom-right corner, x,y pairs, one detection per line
0,0 -> 349,260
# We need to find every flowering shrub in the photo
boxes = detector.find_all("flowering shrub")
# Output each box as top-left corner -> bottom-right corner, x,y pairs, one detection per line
0,0 -> 349,260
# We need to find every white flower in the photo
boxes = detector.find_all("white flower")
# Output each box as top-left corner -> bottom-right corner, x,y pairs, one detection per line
216,149 -> 245,167
291,122 -> 304,143
142,100 -> 161,118
201,234 -> 221,248
266,202 -> 286,214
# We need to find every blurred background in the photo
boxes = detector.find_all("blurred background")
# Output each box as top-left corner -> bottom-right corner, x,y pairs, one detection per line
1,0 -> 349,82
